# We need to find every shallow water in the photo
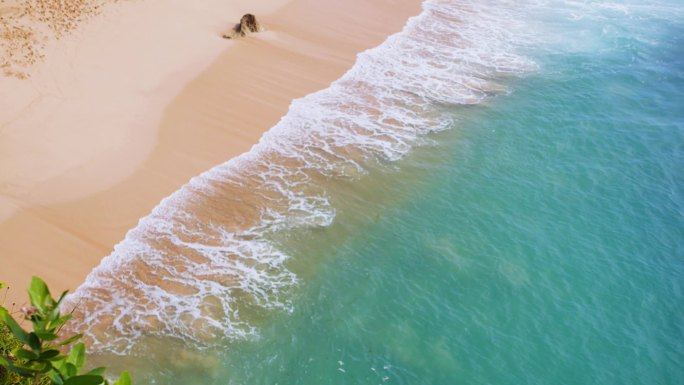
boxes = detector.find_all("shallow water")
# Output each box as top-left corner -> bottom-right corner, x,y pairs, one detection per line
76,1 -> 683,383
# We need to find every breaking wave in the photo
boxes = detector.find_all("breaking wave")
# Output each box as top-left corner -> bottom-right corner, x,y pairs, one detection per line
65,0 -> 536,354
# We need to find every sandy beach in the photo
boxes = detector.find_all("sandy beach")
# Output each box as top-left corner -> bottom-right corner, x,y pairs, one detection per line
0,0 -> 421,306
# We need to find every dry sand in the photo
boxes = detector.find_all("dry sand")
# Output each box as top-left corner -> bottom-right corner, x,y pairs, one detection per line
0,0 -> 421,306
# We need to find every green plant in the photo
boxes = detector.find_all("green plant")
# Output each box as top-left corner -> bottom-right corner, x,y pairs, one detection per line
3,324 -> 45,384
0,277 -> 131,385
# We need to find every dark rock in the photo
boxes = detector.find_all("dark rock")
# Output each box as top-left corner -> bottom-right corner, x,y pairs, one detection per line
222,13 -> 262,39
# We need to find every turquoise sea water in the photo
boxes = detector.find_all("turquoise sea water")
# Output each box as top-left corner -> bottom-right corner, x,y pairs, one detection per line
85,1 -> 683,383
213,3 -> 684,384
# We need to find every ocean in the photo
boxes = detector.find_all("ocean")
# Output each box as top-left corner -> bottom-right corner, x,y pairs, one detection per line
66,1 -> 684,383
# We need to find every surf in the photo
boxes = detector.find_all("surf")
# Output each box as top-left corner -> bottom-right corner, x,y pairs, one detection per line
65,0 -> 536,354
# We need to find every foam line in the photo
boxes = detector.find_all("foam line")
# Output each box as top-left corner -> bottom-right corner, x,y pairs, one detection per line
64,0 -> 536,354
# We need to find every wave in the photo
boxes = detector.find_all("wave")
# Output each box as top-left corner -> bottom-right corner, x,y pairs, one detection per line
64,0 -> 535,354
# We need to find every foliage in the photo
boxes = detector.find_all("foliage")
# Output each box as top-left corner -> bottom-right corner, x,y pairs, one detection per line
0,278 -> 131,385
2,322 -> 50,385
0,282 -> 47,385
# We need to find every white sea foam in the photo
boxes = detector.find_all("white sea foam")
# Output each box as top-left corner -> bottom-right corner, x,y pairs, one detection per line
65,0 -> 536,354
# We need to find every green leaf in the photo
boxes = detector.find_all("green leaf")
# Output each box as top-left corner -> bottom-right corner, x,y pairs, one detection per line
27,332 -> 41,351
38,360 -> 53,373
85,367 -> 107,376
67,343 -> 86,369
63,374 -> 105,385
50,315 -> 71,332
28,276 -> 52,312
112,371 -> 131,385
51,355 -> 66,367
32,317 -> 47,333
48,355 -> 67,363
0,306 -> 31,345
12,359 -> 48,373
64,362 -> 77,377
0,282 -> 8,290
34,331 -> 59,341
0,356 -> 37,377
12,348 -> 38,360
50,370 -> 66,385
58,333 -> 83,347
54,359 -> 68,377
39,349 -> 61,360
49,304 -> 65,325
56,290 -> 69,306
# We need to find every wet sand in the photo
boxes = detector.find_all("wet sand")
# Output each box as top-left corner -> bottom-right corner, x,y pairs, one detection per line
0,0 -> 421,305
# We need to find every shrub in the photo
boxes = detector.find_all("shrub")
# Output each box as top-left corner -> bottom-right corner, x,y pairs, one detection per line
0,277 -> 130,385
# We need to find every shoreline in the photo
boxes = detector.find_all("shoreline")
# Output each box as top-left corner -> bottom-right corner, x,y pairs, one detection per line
0,0 -> 422,306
